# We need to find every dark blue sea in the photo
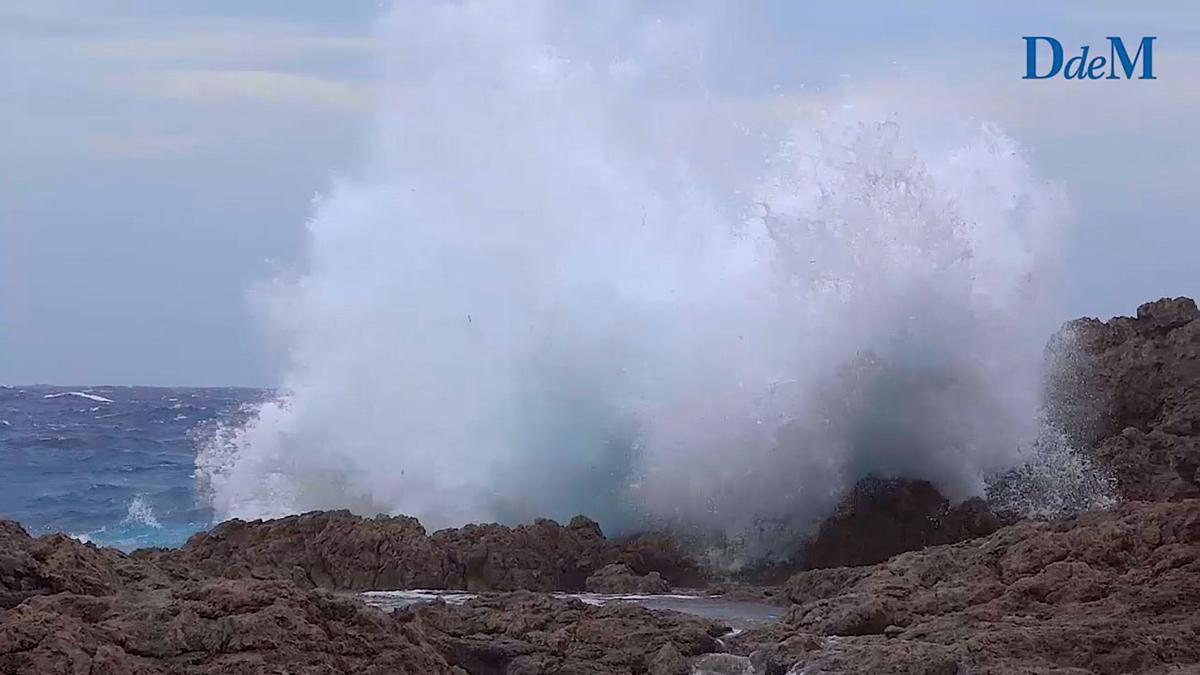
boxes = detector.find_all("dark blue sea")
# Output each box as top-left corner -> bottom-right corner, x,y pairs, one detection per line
0,385 -> 268,550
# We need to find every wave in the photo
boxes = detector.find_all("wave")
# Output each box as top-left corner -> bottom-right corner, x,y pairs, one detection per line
43,391 -> 114,404
197,2 -> 1078,555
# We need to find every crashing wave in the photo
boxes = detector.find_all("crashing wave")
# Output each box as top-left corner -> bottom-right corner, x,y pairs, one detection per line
197,2 -> 1081,553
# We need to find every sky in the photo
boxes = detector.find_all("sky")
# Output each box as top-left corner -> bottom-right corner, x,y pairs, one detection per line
1,1 -> 1197,386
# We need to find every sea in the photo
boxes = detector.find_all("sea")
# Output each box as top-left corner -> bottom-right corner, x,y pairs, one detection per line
0,384 -> 267,550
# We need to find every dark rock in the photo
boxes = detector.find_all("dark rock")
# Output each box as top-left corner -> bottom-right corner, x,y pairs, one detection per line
803,477 -> 1010,569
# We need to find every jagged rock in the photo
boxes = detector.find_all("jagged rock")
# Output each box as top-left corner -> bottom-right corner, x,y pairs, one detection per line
803,477 -> 1009,569
395,591 -> 727,674
585,563 -> 671,594
0,579 -> 459,674
733,499 -> 1200,674
648,643 -> 689,675
430,516 -> 609,591
1048,297 -> 1200,501
162,510 -> 697,593
0,520 -> 169,609
162,510 -> 453,590
605,531 -> 707,588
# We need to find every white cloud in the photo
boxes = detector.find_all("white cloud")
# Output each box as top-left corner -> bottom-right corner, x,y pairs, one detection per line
85,133 -> 213,159
75,28 -> 375,66
120,69 -> 372,112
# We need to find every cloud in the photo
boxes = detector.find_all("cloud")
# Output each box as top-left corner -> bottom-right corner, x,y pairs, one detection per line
85,133 -> 213,159
114,69 -> 372,112
76,28 -> 375,66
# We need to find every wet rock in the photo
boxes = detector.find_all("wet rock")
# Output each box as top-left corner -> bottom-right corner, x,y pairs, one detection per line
1048,297 -> 1200,501
803,478 -> 1009,569
585,563 -> 671,594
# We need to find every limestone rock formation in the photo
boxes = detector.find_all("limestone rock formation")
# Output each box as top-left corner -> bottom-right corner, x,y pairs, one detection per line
734,499 -> 1200,674
1049,297 -> 1200,501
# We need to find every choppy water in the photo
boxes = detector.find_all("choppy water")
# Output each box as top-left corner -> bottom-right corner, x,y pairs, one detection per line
0,385 -> 266,549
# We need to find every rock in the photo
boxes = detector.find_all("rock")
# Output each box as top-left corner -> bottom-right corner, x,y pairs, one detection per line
395,591 -> 728,674
648,643 -> 689,675
733,499 -> 1200,673
161,510 -> 697,593
803,477 -> 1009,569
606,531 -> 707,588
163,510 -> 453,590
1,515 -> 714,674
430,516 -> 609,591
0,520 -> 169,609
0,578 -> 460,674
585,563 -> 672,594
1047,297 -> 1200,501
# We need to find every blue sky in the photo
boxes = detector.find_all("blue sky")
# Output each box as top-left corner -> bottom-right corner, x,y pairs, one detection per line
1,1 -> 1197,385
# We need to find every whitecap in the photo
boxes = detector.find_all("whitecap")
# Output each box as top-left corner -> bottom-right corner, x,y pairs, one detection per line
43,391 -> 114,404
122,495 -> 162,529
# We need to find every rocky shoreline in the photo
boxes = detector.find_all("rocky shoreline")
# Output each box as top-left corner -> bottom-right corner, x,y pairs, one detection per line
3,298 -> 1199,674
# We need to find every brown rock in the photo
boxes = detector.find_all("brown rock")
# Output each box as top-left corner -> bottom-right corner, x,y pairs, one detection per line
430,516 -> 608,591
395,591 -> 727,674
0,579 -> 460,674
165,510 -> 452,590
606,531 -> 707,588
734,499 -> 1200,674
803,477 -> 1009,569
648,643 -> 689,675
584,563 -> 671,594
161,510 -> 697,593
1047,297 -> 1200,501
0,520 -> 166,609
